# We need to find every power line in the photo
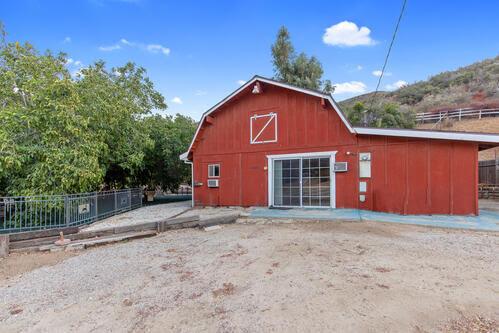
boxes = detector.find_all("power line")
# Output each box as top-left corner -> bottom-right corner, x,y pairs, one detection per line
368,0 -> 408,112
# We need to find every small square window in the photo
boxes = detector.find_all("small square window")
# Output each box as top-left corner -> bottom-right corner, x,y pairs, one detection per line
208,164 -> 220,178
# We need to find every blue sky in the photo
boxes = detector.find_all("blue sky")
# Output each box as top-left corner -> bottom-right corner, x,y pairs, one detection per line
1,0 -> 498,120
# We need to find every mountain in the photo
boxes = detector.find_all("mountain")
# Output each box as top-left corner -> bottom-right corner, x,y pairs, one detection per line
339,55 -> 499,114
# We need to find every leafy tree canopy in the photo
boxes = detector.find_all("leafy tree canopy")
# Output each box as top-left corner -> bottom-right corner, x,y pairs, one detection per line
138,114 -> 196,192
0,25 -> 195,196
271,26 -> 333,93
345,102 -> 415,129
0,40 -> 103,195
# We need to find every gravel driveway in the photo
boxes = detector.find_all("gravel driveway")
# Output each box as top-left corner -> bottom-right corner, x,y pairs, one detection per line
84,201 -> 192,232
1,219 -> 497,332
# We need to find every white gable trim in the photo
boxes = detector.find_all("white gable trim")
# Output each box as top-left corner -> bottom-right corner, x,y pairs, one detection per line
185,76 -> 354,156
354,127 -> 499,144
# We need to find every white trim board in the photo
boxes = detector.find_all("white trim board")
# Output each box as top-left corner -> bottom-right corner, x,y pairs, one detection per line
354,127 -> 499,143
266,151 -> 337,159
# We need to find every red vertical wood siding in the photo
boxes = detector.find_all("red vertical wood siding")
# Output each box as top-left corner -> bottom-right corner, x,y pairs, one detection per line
191,84 -> 479,215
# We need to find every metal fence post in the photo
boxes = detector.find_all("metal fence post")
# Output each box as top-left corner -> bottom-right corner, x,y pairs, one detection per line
64,196 -> 70,227
114,190 -> 118,213
2,199 -> 6,230
94,191 -> 98,222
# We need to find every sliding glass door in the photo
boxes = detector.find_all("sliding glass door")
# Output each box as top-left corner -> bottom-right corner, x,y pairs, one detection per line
301,157 -> 331,207
273,157 -> 331,207
273,159 -> 300,206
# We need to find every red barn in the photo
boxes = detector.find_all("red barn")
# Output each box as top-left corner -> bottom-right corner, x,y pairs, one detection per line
180,76 -> 499,215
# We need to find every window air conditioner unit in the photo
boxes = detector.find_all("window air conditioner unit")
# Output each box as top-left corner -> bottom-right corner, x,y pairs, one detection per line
207,179 -> 219,188
334,162 -> 348,172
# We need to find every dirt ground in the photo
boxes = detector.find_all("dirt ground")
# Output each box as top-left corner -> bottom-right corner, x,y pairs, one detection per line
0,251 -> 75,287
0,219 -> 498,333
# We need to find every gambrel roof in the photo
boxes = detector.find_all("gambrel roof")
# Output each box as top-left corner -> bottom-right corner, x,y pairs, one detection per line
181,76 -> 499,161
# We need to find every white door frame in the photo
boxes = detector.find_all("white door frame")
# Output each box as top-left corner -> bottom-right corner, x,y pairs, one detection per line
267,151 -> 337,208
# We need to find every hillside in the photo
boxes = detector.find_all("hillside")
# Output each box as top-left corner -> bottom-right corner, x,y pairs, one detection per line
339,55 -> 499,114
418,117 -> 499,161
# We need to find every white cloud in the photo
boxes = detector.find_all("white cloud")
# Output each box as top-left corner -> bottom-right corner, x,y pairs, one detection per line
385,80 -> 408,91
99,39 -> 170,56
71,69 -> 84,78
333,81 -> 367,94
171,97 -> 183,104
99,44 -> 122,51
63,37 -> 71,43
323,21 -> 377,47
372,70 -> 392,77
356,65 -> 363,70
65,58 -> 84,78
195,90 -> 207,96
65,58 -> 83,68
146,44 -> 170,56
237,80 -> 246,85
120,38 -> 133,46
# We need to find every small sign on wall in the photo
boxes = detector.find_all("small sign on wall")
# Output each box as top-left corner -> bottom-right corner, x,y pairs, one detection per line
78,203 -> 90,215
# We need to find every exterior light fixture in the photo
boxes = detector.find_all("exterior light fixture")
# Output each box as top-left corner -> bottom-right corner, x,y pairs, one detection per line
252,82 -> 262,94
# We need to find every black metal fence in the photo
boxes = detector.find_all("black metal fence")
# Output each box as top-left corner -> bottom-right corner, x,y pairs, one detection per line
0,188 -> 142,233
479,160 -> 499,185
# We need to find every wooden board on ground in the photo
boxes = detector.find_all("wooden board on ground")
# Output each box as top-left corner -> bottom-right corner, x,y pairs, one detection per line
8,215 -> 201,253
198,214 -> 240,228
8,226 -> 80,242
37,230 -> 158,252
157,216 -> 200,232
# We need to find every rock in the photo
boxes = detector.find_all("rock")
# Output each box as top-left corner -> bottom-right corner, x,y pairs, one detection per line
10,307 -> 23,315
204,225 -> 222,231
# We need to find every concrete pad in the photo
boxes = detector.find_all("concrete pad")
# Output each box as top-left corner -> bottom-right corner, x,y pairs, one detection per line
249,207 -> 499,232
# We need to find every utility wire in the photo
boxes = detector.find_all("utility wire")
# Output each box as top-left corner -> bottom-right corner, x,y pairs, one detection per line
368,0 -> 408,112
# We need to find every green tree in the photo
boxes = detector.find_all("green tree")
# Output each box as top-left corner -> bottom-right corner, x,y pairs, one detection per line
271,26 -> 333,93
0,41 -> 103,195
139,114 -> 196,192
75,62 -> 166,188
0,24 -> 180,196
344,102 -> 415,128
345,102 -> 366,126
